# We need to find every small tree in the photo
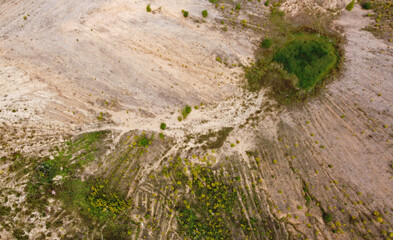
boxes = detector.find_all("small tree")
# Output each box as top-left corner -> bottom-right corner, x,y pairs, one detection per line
146,4 -> 151,12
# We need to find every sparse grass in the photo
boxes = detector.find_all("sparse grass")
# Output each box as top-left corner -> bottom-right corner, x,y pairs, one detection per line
23,132 -> 108,211
14,130 -> 136,237
198,127 -> 233,149
362,0 -> 392,40
161,157 -> 274,239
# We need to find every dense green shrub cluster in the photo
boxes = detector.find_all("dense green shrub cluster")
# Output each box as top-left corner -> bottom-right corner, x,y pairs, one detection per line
361,1 -> 373,9
273,35 -> 338,90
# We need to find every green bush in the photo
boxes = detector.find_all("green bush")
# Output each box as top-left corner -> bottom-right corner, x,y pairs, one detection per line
323,212 -> 333,223
138,134 -> 152,147
146,4 -> 151,12
182,10 -> 189,17
159,132 -> 165,139
273,34 -> 338,90
160,123 -> 166,130
261,38 -> 273,48
264,1 -> 270,6
236,3 -> 241,10
346,0 -> 355,11
202,10 -> 208,18
361,1 -> 372,9
181,105 -> 192,119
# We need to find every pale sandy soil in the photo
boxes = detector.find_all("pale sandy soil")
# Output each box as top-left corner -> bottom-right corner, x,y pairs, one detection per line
0,0 -> 260,156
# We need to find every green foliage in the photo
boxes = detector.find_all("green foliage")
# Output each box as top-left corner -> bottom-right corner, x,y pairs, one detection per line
264,1 -> 270,6
87,180 -> 132,220
323,212 -> 333,223
209,0 -> 218,3
160,123 -> 167,130
58,178 -> 131,227
137,133 -> 153,147
146,4 -> 151,12
182,9 -> 189,17
273,34 -> 338,90
159,132 -> 165,139
361,1 -> 373,9
160,158 -> 271,239
25,131 -> 108,210
346,0 -> 355,11
236,3 -> 241,10
202,10 -> 208,18
181,105 -> 192,119
261,38 -> 273,48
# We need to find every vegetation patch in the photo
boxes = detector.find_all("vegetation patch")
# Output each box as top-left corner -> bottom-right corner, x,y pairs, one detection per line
24,131 -> 109,211
346,0 -> 355,11
361,1 -> 373,9
161,157 -> 276,239
197,127 -> 234,149
362,0 -> 393,41
261,38 -> 273,49
12,130 -> 138,238
245,10 -> 342,104
181,105 -> 192,120
202,10 -> 208,18
273,34 -> 338,90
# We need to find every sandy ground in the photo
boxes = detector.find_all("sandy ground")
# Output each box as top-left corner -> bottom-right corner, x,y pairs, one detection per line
0,0 -> 392,239
0,0 -> 260,155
